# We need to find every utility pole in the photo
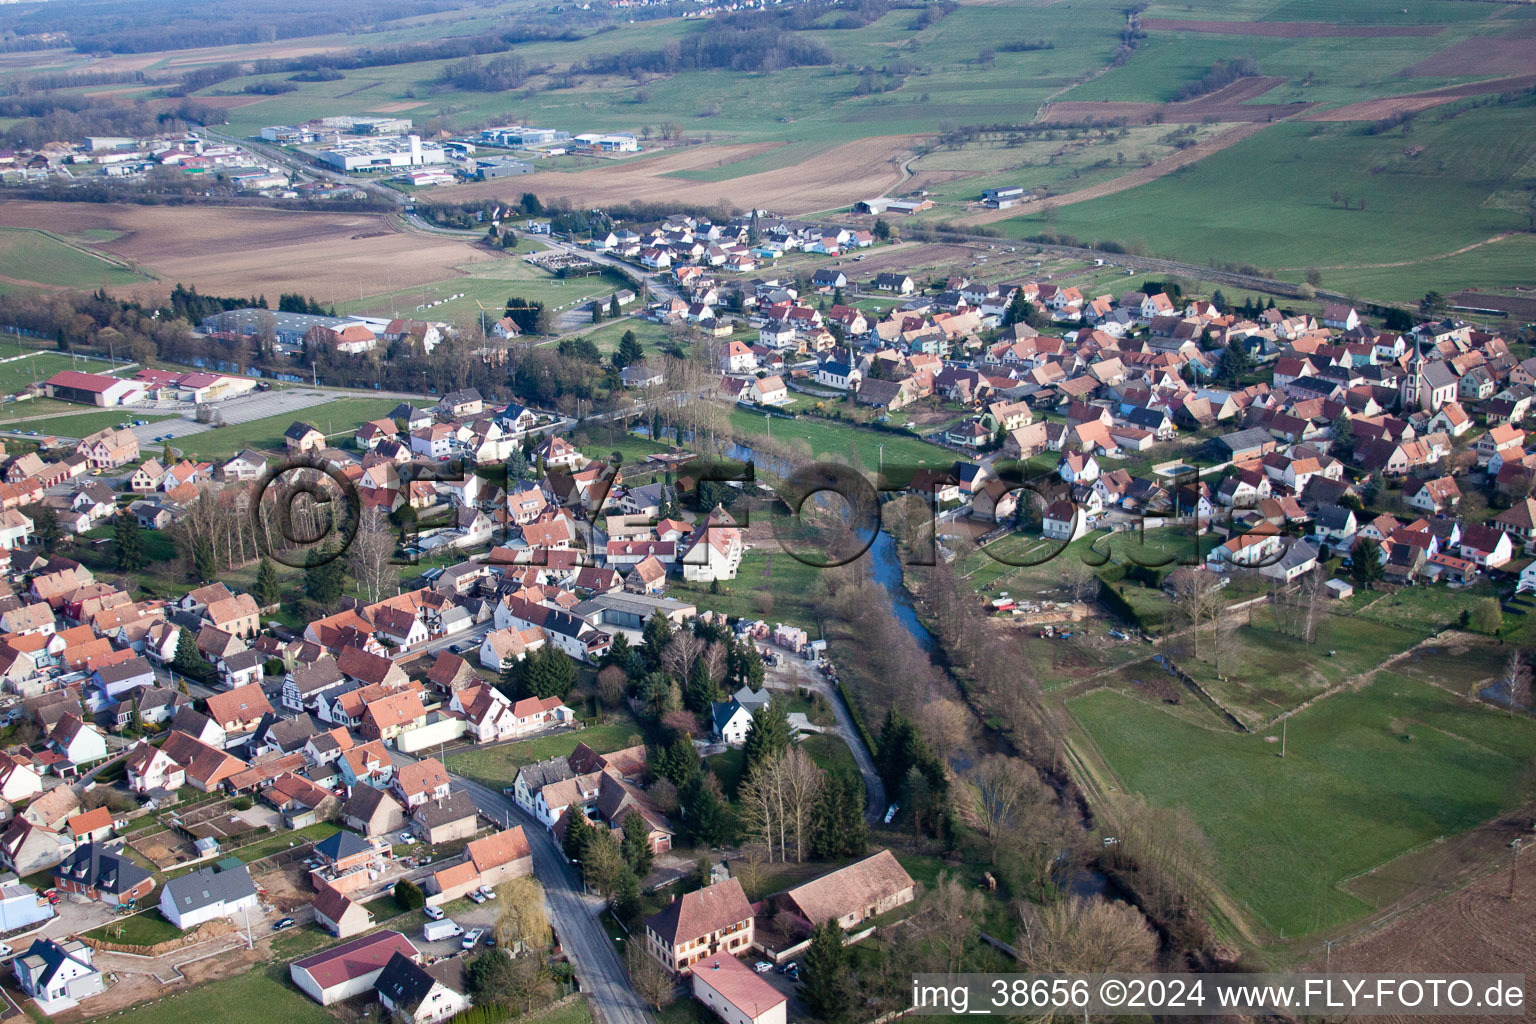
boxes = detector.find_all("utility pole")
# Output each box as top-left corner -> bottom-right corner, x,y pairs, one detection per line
241,900 -> 253,950
1509,836 -> 1523,901
1323,938 -> 1334,972
1281,718 -> 1287,759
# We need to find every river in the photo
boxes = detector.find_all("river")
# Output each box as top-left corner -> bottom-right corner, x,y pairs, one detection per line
722,439 -> 940,654
867,530 -> 940,654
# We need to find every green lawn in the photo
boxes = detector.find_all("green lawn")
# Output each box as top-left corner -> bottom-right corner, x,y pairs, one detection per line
447,716 -> 644,789
0,227 -> 155,293
671,548 -> 823,633
0,409 -> 173,438
580,318 -> 675,356
1179,613 -> 1425,728
333,239 -> 633,330
82,908 -> 182,946
230,822 -> 340,865
171,398 -> 403,461
729,408 -> 950,477
1069,673 -> 1536,939
106,963 -> 333,1024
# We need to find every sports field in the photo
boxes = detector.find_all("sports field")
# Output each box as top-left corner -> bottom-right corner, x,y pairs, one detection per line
0,351 -> 126,397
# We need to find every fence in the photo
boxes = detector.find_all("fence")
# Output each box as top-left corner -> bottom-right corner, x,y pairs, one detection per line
1152,651 -> 1249,733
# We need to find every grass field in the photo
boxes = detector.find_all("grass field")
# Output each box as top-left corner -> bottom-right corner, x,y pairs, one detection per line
107,963 -> 334,1024
0,408 -> 173,438
170,397 -> 402,461
997,102 -> 1536,292
0,352 -> 129,398
729,408 -> 950,476
1179,613 -> 1424,727
333,238 -> 633,328
446,716 -> 643,789
1069,673 -> 1536,938
579,317 -> 675,356
83,908 -> 182,946
0,226 -> 155,293
672,547 -> 824,632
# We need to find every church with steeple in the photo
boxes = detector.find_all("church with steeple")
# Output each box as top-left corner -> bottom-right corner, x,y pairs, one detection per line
1398,339 -> 1459,413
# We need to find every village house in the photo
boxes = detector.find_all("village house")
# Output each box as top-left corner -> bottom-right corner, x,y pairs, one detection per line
425,826 -> 533,904
644,878 -> 755,975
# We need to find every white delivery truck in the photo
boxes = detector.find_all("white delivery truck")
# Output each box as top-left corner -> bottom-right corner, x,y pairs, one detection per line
424,918 -> 463,943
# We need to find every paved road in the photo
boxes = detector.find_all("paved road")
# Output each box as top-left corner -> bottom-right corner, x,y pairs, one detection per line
388,747 -> 653,1024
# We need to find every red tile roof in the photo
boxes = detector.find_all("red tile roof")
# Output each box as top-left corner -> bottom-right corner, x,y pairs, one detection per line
291,930 -> 418,990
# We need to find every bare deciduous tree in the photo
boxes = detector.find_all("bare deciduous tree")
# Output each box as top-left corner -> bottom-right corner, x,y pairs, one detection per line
626,941 -> 676,1010
661,630 -> 704,684
1062,560 -> 1099,603
919,698 -> 969,767
1169,567 -> 1223,661
779,745 -> 823,863
349,506 -> 396,605
1016,896 -> 1156,975
1507,647 -> 1529,717
923,873 -> 982,973
969,753 -> 1027,864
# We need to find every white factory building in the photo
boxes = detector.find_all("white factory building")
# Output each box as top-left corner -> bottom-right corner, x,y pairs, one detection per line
315,135 -> 447,172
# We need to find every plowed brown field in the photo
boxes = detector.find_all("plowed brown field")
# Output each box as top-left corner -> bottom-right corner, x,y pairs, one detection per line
1319,827 -> 1536,1024
0,202 -> 496,301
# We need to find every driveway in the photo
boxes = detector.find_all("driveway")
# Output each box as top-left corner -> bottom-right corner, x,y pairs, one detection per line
758,641 -> 886,823
386,748 -> 653,1024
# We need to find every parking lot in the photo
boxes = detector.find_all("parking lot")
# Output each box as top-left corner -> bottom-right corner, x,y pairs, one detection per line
414,899 -> 502,959
127,388 -> 343,446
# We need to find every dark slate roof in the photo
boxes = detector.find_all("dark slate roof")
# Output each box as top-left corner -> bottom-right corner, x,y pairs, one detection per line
411,790 -> 479,829
375,952 -> 440,1012
516,755 -> 575,792
163,863 -> 255,914
54,842 -> 152,895
315,829 -> 373,862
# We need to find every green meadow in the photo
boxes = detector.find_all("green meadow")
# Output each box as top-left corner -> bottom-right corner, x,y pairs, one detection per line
0,227 -> 155,293
999,103 -> 1536,296
1069,674 -> 1536,939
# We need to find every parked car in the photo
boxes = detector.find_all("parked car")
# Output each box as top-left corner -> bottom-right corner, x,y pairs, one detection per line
424,905 -> 445,921
0,942 -> 12,959
467,890 -> 487,905
754,962 -> 773,974
461,928 -> 483,950
478,885 -> 497,899
272,917 -> 295,931
776,962 -> 798,975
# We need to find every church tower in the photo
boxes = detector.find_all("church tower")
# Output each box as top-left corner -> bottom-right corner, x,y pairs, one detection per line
1399,338 -> 1428,413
